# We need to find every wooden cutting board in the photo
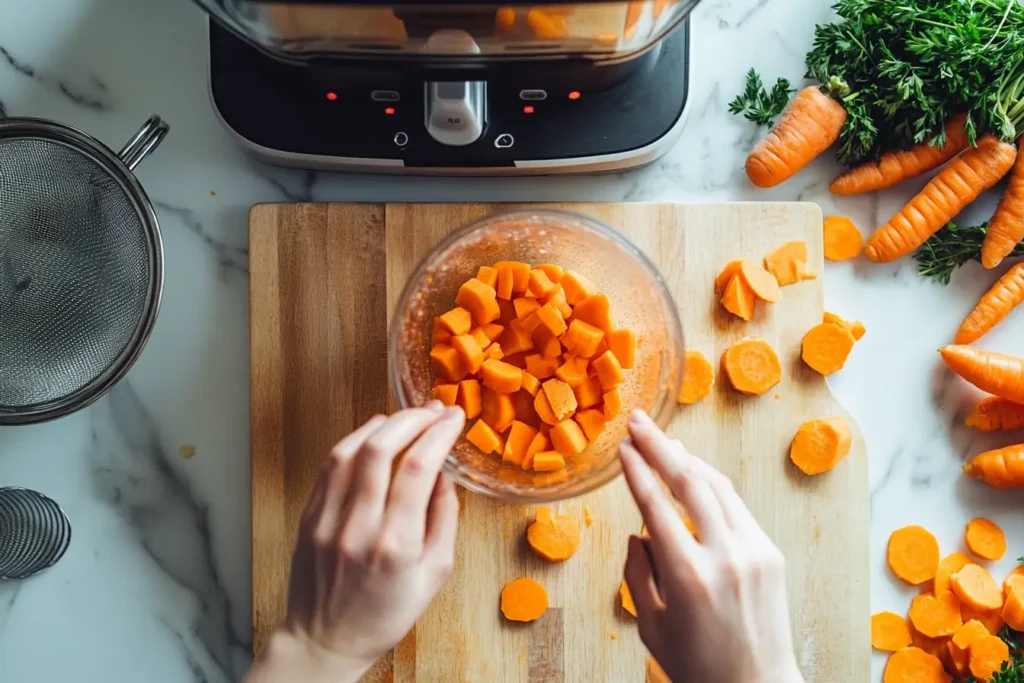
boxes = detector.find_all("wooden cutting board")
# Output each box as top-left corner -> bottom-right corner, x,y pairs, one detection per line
249,202 -> 869,682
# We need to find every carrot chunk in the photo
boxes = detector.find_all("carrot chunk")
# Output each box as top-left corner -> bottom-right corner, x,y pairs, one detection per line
721,274 -> 757,321
536,301 -> 568,336
572,293 -> 615,332
965,518 -> 1007,561
497,297 -> 517,323
534,390 -> 559,426
604,329 -> 635,369
466,419 -> 502,454
823,311 -> 866,341
909,590 -> 962,638
433,383 -> 458,407
763,241 -> 810,286
430,343 -> 467,382
531,325 -> 563,359
520,371 -> 540,396
1001,576 -> 1024,631
722,337 -> 782,395
532,451 -> 566,472
527,506 -> 580,562
500,319 -> 536,357
469,327 -> 491,350
536,264 -> 564,283
715,259 -> 744,293
823,215 -> 864,261
481,389 -> 516,433
456,278 -> 500,325
432,318 -> 452,345
789,416 -> 852,475
555,355 -> 589,387
513,297 -> 541,321
451,334 -> 485,374
882,646 -> 949,683
480,359 -> 523,394
962,605 -> 1004,636
739,260 -> 782,303
520,311 -> 544,335
549,419 -> 588,457
677,349 -> 715,404
951,564 -> 1003,612
969,635 -> 1011,682
483,343 -> 504,360
481,322 -> 504,342
619,580 -> 637,617
522,432 -> 549,470
503,420 -> 539,466
802,322 -> 856,375
525,354 -> 560,380
495,262 -> 515,300
871,612 -> 913,652
575,408 -> 606,442
936,553 -> 975,596
439,307 -> 473,335
528,269 -> 558,298
562,319 -> 605,358
500,577 -> 548,622
948,620 -> 990,677
507,262 -> 532,294
966,396 -> 1024,431
603,388 -> 623,419
476,265 -> 498,289
546,284 -> 573,318
574,376 -> 603,410
888,525 -> 940,585
592,350 -> 625,390
457,379 -> 482,419
561,270 -> 595,305
542,379 -> 578,421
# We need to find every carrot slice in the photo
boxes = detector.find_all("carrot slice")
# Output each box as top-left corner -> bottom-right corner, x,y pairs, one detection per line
966,396 -> 1024,431
677,349 -> 715,405
500,578 -> 548,622
739,260 -> 782,303
573,376 -> 603,410
965,518 -> 1007,561
481,322 -> 504,342
575,408 -> 606,442
882,646 -> 948,683
433,383 -> 458,407
481,389 -> 515,433
961,605 -> 1004,636
619,580 -> 637,617
722,337 -> 782,396
764,241 -> 810,286
451,333 -> 485,374
948,620 -> 990,678
457,379 -> 483,419
910,628 -> 954,671
572,294 -> 615,333
430,343 -> 468,382
909,590 -> 963,638
536,264 -> 564,283
532,451 -> 567,471
476,265 -> 498,289
531,325 -> 563,359
562,319 -> 605,358
871,612 -> 913,652
789,416 -> 853,475
526,506 -> 580,562
522,432 -> 549,470
528,269 -> 558,298
546,284 -> 573,318
592,350 -> 625,390
561,269 -> 595,305
605,329 -> 635,369
951,564 -> 1003,612
481,358 -> 524,394
823,312 -> 866,341
494,262 -> 515,300
1004,565 -> 1024,594
1001,576 -> 1024,631
542,379 -> 578,421
603,388 -> 623,420
520,371 -> 540,397
969,635 -> 1011,682
801,322 -> 856,375
715,259 -> 744,293
721,274 -> 757,321
483,342 -> 504,361
439,307 -> 473,336
936,553 -> 975,596
513,297 -> 541,321
466,419 -> 503,454
534,390 -> 560,426
432,317 -> 452,345
469,327 -> 491,350
549,419 -> 588,457
500,319 -> 535,356
536,301 -> 568,336
887,525 -> 940,585
555,355 -> 589,387
457,278 -> 500,326
525,354 -> 560,380
823,215 -> 864,261
503,420 -> 538,466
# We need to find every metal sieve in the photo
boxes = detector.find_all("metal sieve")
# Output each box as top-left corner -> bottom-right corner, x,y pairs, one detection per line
0,115 -> 168,424
0,487 -> 72,579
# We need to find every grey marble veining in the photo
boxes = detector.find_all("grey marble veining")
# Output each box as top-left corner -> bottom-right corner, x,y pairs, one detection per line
2,1 -> 1024,681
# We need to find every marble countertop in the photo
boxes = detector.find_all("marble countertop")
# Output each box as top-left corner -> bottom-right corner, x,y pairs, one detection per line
2,0 -> 1024,681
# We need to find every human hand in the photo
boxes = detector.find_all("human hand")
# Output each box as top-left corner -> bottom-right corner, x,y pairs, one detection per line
618,410 -> 804,683
247,402 -> 465,683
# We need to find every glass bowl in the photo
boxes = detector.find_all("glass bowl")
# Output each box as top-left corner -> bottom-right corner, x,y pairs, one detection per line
389,208 -> 683,502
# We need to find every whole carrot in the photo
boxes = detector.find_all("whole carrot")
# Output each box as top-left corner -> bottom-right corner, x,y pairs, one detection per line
963,444 -> 1024,489
864,136 -> 1018,263
745,86 -> 848,188
830,113 -> 970,195
981,140 -> 1024,268
955,262 -> 1024,344
939,345 -> 1024,403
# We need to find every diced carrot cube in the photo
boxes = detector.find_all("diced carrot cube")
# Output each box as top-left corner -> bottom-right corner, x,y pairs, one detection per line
457,278 -> 500,326
606,329 -> 636,369
432,318 -> 452,345
513,297 -> 541,320
531,325 -> 563,359
439,307 -> 472,336
592,350 -> 624,389
562,319 -> 605,358
572,294 -> 615,332
498,298 -> 517,323
533,451 -> 566,472
451,334 -> 485,374
481,323 -> 505,342
500,320 -> 536,356
536,301 -> 567,336
503,353 -> 527,369
573,376 -> 603,409
528,269 -> 558,297
521,372 -> 541,396
575,409 -> 606,442
482,388 -> 516,433
495,262 -> 515,300
503,420 -> 538,466
534,390 -> 560,426
536,264 -> 564,283
470,327 -> 491,349
554,355 -> 589,387
508,262 -> 532,293
523,432 -> 549,470
561,270 -> 595,305
430,343 -> 467,382
484,343 -> 504,360
466,419 -> 502,454
546,285 -> 573,318
513,389 -> 539,424
520,311 -> 544,335
433,383 -> 458,407
457,379 -> 482,419
542,379 -> 578,421
476,265 -> 498,289
481,359 -> 523,394
603,388 -> 623,419
525,354 -> 560,380
549,419 -> 588,457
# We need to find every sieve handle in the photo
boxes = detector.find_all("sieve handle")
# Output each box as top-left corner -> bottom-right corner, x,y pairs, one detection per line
117,115 -> 170,171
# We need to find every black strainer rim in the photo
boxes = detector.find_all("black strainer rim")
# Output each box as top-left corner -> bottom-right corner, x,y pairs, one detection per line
0,116 -> 166,425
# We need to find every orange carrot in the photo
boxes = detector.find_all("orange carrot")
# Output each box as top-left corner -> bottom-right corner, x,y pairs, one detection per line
982,139 -> 1024,268
955,262 -> 1024,344
969,635 -> 1011,682
823,312 -> 866,340
865,136 -> 1018,262
964,518 -> 1007,561
1004,566 -> 1024,594
951,564 -> 1003,612
910,628 -> 954,671
560,270 -> 595,305
801,322 -> 856,375
430,343 -> 468,382
909,590 -> 963,638
963,444 -> 1024,489
647,657 -> 671,683
721,274 -> 757,321
623,0 -> 641,39
532,325 -> 563,359
477,265 -> 499,289
528,269 -> 558,298
715,259 -> 744,293
549,419 -> 588,457
887,525 -> 940,585
554,355 -> 589,387
536,301 -> 567,336
522,432 -> 549,470
433,383 -> 458,407
940,345 -> 1024,404
432,318 -> 452,345
605,329 -> 635,369
739,260 -> 782,302
592,349 -> 624,390
526,506 -> 580,562
962,604 -> 1005,636
882,646 -> 949,683
546,284 -> 572,318
481,389 -> 515,434
822,215 -> 863,261
451,333 -> 485,374
525,353 -> 560,380
745,86 -> 848,188
466,419 -> 503,454
495,6 -> 516,31
481,358 -> 524,394
514,296 -> 541,321
722,337 -> 782,395
534,390 -> 559,426
536,264 -> 563,283
503,420 -> 539,467
457,277 -> 500,326
520,371 -> 540,397
871,611 -> 913,652
532,451 -> 566,472
677,349 -> 715,405
935,553 -> 975,596
573,294 -> 615,333
457,378 -> 483,419
966,396 -> 1024,431
603,388 -> 623,420
831,114 -> 970,196
573,376 -> 603,410
469,327 -> 491,350
789,416 -> 852,475
1001,575 -> 1024,631
542,378 -> 578,421
500,577 -> 548,622
439,307 -> 473,336
763,241 -> 810,286
501,319 -> 535,356
948,620 -> 990,678
574,408 -> 606,442
562,320 -> 605,359
619,580 -> 637,617
526,8 -> 567,39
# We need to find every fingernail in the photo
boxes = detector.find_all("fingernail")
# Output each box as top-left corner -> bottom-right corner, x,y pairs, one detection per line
443,406 -> 464,421
630,409 -> 651,426
425,400 -> 445,413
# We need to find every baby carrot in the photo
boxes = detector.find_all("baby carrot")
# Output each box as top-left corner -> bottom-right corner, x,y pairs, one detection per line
955,262 -> 1024,344
963,444 -> 1024,489
965,396 -> 1024,431
982,139 -> 1024,268
939,345 -> 1024,404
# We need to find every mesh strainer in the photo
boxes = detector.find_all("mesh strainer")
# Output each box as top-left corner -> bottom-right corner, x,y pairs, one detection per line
0,115 -> 168,425
0,487 -> 71,579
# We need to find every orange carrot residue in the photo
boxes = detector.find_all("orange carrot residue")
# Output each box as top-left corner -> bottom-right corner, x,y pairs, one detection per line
822,215 -> 864,261
871,611 -> 913,652
887,525 -> 940,585
500,578 -> 548,622
801,322 -> 856,375
963,443 -> 1024,489
789,416 -> 852,475
527,506 -> 581,562
619,580 -> 637,617
677,349 -> 714,405
722,337 -> 782,396
955,262 -> 1024,344
951,564 -> 1003,612
583,507 -> 593,527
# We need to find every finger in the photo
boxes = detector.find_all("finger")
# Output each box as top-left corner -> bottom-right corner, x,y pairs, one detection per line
384,406 -> 465,541
627,410 -> 730,544
625,535 -> 665,616
424,474 -> 460,564
686,455 -> 759,534
619,439 -> 698,565
341,404 -> 446,541
311,414 -> 388,542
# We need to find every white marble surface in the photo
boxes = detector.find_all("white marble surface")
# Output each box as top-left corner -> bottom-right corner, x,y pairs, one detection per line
2,0 -> 1023,681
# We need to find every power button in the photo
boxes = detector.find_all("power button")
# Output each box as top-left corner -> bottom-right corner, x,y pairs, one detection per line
494,133 -> 515,149
394,131 -> 409,147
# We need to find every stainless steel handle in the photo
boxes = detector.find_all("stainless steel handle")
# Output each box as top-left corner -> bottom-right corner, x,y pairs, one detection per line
118,115 -> 170,171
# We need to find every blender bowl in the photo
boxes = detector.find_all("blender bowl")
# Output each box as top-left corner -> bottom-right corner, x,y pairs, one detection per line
390,208 -> 683,502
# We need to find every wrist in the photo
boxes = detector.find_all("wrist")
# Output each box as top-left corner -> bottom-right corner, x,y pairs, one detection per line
248,627 -> 373,683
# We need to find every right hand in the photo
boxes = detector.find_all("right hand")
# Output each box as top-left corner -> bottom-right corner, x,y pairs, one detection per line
618,410 -> 804,683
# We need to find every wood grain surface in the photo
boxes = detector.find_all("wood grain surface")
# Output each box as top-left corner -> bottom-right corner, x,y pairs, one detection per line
249,202 -> 870,683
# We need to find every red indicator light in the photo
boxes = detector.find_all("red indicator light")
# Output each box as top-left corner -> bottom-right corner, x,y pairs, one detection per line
568,91 -> 581,100
523,105 -> 535,114
326,91 -> 338,101
385,107 -> 396,115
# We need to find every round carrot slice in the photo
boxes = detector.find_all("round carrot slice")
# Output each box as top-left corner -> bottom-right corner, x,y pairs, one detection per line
951,564 -> 1003,612
908,590 -> 962,638
500,577 -> 548,622
935,552 -> 974,596
677,350 -> 715,405
887,525 -> 940,585
801,322 -> 856,376
789,416 -> 853,475
526,507 -> 581,563
722,337 -> 782,396
969,635 -> 1011,682
871,611 -> 912,652
1004,565 -> 1024,594
739,260 -> 782,303
964,517 -> 1007,561
823,215 -> 864,261
882,646 -> 946,683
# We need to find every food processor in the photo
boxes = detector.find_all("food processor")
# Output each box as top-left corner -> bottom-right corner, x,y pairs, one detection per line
194,0 -> 699,174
